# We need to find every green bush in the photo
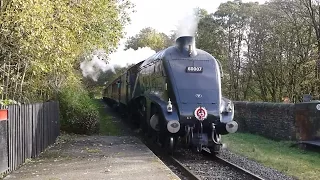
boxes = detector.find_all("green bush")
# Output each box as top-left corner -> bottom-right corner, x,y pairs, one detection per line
58,86 -> 100,135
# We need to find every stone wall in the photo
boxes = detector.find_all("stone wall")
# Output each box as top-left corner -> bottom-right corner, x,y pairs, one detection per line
233,101 -> 297,141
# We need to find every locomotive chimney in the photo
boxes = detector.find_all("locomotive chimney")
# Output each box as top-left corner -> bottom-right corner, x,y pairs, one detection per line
175,36 -> 197,57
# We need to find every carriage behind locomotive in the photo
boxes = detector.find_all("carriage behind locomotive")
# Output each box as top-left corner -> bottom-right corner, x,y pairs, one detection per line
103,36 -> 238,154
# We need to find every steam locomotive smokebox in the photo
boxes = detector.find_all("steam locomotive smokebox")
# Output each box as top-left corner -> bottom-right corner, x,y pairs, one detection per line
295,102 -> 320,141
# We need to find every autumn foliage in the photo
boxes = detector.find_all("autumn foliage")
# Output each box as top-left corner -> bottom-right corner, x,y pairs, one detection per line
0,0 -> 133,134
0,0 -> 133,103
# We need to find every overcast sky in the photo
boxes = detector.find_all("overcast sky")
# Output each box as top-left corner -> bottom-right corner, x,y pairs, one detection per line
109,0 -> 268,67
123,0 -> 267,38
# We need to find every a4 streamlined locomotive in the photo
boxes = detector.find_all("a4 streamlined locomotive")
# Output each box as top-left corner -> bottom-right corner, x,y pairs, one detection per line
103,36 -> 238,154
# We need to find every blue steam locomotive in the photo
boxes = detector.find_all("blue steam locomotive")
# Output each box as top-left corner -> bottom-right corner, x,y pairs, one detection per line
103,36 -> 238,154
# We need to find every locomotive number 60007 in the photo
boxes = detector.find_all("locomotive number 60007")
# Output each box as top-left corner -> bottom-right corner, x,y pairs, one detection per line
186,66 -> 203,73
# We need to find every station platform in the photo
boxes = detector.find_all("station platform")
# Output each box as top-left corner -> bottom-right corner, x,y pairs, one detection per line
4,135 -> 180,180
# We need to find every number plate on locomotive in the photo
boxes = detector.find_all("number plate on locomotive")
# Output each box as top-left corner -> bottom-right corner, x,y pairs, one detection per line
186,66 -> 203,73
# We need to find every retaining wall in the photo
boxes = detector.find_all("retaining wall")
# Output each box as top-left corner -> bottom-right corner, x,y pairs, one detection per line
233,101 -> 296,141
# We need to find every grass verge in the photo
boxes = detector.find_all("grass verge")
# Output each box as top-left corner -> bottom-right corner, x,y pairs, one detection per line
222,133 -> 320,180
93,100 -> 120,136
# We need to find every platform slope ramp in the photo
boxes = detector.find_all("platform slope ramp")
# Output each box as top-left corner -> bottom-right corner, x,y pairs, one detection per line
4,136 -> 180,180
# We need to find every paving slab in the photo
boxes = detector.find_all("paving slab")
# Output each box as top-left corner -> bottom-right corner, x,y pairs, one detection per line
4,135 -> 180,180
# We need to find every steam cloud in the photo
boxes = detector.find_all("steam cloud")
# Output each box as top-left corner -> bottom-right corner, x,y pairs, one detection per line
80,47 -> 156,81
108,47 -> 156,68
174,9 -> 201,39
80,49 -> 115,81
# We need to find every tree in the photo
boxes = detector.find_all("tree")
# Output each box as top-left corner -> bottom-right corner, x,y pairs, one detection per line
196,0 -> 320,102
124,27 -> 173,52
0,0 -> 133,102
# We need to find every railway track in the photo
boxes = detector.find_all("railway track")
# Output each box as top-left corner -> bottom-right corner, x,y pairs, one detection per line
140,133 -> 265,180
214,156 -> 265,180
171,148 -> 262,180
139,136 -> 200,180
201,148 -> 265,180
167,155 -> 201,180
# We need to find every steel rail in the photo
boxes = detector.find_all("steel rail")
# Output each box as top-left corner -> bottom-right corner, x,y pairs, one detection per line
168,155 -> 201,180
202,148 -> 265,180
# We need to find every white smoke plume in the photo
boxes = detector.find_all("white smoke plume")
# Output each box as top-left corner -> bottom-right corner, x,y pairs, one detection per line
80,49 -> 115,81
108,47 -> 156,68
79,47 -> 156,81
174,8 -> 201,39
